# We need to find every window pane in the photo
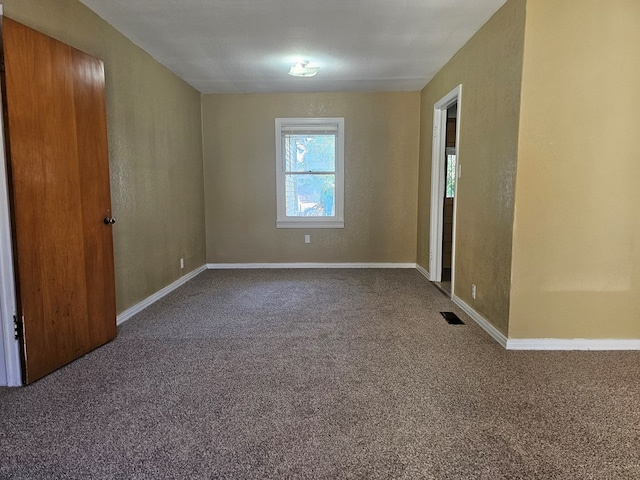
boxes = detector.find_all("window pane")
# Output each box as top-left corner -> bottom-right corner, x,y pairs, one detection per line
446,154 -> 456,198
284,134 -> 335,173
285,174 -> 335,217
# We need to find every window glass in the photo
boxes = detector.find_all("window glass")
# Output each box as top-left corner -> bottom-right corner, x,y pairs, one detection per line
446,153 -> 456,198
284,135 -> 335,173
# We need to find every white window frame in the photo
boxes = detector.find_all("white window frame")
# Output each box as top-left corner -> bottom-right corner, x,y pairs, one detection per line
275,117 -> 344,228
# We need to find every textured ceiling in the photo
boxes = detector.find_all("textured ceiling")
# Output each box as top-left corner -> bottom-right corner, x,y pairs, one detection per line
78,0 -> 507,94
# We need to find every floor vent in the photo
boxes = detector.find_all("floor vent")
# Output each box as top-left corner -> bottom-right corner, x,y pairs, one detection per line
440,311 -> 464,325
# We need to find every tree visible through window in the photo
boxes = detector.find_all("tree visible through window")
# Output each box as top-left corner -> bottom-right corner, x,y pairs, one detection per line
276,118 -> 344,228
284,134 -> 335,217
445,148 -> 456,198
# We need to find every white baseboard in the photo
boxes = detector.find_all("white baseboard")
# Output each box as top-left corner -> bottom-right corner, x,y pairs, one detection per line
206,262 -> 417,269
116,265 -> 207,326
506,338 -> 640,350
452,294 -> 508,348
451,295 -> 640,350
415,264 -> 430,280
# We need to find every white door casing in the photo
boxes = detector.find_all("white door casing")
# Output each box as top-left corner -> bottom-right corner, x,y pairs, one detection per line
0,40 -> 22,386
429,85 -> 461,295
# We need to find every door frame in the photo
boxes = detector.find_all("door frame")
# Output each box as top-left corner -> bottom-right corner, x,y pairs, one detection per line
0,65 -> 21,386
429,85 -> 461,294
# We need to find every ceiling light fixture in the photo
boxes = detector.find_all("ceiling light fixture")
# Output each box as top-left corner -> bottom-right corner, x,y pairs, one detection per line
288,60 -> 320,77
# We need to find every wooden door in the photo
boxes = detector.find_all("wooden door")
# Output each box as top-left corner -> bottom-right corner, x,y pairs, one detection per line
1,18 -> 116,384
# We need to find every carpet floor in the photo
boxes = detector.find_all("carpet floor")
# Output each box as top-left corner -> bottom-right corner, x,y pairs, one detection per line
0,269 -> 638,479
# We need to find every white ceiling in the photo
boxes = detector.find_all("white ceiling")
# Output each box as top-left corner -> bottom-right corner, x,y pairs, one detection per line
78,0 -> 507,94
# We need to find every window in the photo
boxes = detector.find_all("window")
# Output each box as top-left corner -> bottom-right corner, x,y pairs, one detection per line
445,147 -> 456,198
275,118 -> 344,228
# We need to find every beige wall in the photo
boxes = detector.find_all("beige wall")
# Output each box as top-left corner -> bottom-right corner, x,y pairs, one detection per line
510,0 -> 640,338
2,0 -> 206,313
417,0 -> 526,335
202,92 -> 419,264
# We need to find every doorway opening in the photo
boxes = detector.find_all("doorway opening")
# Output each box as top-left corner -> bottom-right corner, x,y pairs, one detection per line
440,106 -> 457,292
429,85 -> 461,297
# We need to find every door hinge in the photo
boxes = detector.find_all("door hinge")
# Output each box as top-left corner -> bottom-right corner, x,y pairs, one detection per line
13,315 -> 23,340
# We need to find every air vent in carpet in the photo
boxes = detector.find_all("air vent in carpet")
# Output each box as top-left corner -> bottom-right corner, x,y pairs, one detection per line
440,311 -> 464,325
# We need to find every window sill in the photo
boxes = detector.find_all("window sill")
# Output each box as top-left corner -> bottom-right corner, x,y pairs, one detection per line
276,220 -> 344,229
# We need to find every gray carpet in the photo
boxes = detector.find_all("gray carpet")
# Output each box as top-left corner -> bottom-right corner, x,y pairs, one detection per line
0,269 -> 639,479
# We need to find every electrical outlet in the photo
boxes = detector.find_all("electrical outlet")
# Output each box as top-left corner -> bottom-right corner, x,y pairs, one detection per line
180,257 -> 184,269
471,284 -> 476,299
304,235 -> 311,244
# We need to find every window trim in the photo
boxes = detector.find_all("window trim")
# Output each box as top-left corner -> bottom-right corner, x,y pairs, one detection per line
275,117 -> 344,229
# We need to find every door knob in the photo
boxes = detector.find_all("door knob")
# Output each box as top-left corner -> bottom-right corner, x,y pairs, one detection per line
103,217 -> 116,225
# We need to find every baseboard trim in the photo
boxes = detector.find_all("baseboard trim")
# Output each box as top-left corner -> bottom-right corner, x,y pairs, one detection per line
451,294 -> 508,348
116,265 -> 207,326
415,264 -> 430,280
506,338 -> 640,351
206,262 -> 417,269
449,296 -> 640,350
